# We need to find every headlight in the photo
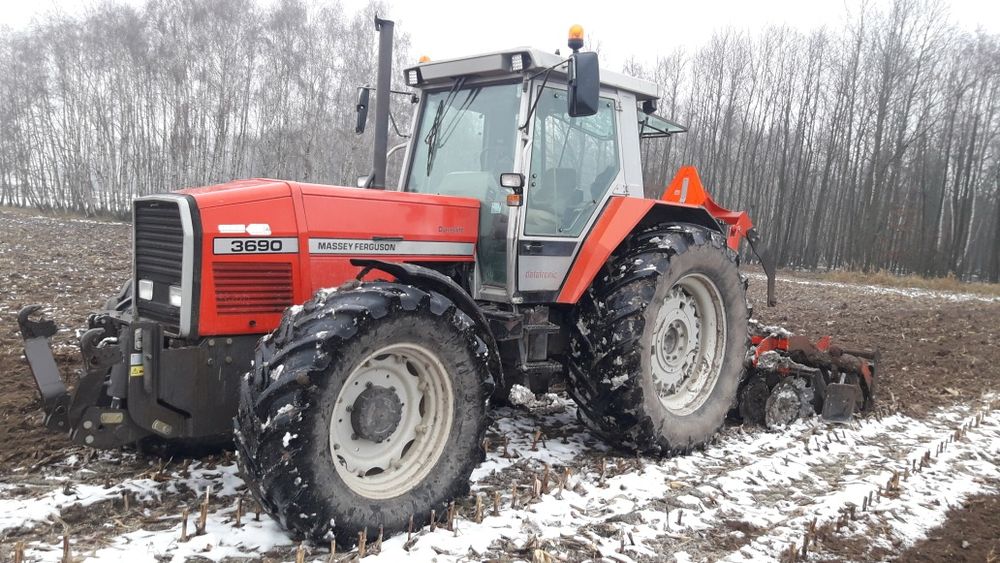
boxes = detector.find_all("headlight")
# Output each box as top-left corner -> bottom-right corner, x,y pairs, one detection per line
138,279 -> 153,301
169,285 -> 183,308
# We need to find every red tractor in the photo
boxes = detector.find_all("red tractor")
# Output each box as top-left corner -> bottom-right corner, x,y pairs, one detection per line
19,21 -> 784,544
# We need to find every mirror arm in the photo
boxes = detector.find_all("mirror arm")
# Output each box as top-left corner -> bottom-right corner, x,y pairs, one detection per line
388,112 -> 409,138
518,60 -> 570,132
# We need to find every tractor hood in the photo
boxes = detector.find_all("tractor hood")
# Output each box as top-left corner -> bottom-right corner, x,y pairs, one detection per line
143,179 -> 482,337
176,178 -> 296,209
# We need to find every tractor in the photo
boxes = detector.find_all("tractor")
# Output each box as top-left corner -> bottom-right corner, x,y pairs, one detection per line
19,19 -> 876,546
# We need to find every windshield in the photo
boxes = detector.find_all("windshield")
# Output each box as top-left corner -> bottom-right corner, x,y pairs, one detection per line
406,82 -> 521,196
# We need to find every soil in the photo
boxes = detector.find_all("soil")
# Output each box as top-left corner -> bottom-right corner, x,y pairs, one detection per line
0,207 -> 131,473
1,205 -> 998,561
897,494 -> 1000,562
744,266 -> 1000,419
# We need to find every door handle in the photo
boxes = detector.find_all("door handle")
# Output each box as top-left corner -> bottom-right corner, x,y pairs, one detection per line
522,241 -> 543,255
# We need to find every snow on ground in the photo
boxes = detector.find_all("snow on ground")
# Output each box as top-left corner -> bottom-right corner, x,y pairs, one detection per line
3,395 -> 997,562
749,272 -> 1000,304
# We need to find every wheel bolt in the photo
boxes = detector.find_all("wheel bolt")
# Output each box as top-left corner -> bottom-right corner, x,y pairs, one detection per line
351,433 -> 358,440
366,382 -> 373,388
333,443 -> 340,450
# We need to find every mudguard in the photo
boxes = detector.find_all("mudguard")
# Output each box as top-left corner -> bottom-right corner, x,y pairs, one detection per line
557,166 -> 777,306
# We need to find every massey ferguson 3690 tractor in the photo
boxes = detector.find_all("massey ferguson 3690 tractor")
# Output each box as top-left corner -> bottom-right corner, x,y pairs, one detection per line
18,21 -> 862,545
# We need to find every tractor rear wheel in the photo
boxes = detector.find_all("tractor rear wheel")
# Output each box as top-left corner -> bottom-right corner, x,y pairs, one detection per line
235,282 -> 493,545
566,224 -> 749,454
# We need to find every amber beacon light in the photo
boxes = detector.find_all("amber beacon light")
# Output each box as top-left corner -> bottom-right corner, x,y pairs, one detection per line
568,24 -> 584,51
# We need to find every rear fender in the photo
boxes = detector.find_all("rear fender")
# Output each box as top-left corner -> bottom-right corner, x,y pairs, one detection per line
557,166 -> 777,306
556,197 -> 722,304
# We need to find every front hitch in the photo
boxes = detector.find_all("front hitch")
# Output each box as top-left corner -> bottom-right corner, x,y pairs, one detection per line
17,305 -> 71,431
18,305 -> 147,448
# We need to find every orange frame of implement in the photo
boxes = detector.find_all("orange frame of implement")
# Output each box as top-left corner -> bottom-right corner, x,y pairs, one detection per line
661,166 -> 755,251
557,166 -> 758,304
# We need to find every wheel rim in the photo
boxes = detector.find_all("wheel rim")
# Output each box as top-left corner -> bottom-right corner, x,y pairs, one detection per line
650,273 -> 727,415
329,343 -> 454,499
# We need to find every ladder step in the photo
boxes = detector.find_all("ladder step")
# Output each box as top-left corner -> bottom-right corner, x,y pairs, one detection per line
524,322 -> 560,334
521,360 -> 563,374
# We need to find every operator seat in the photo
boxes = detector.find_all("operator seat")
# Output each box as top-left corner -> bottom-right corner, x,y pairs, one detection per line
525,168 -> 577,235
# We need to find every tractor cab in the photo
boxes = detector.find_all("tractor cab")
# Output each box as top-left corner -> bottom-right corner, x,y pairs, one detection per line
398,39 -> 685,303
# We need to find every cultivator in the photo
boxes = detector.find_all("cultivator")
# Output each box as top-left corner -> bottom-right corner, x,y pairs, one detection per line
737,321 -> 879,428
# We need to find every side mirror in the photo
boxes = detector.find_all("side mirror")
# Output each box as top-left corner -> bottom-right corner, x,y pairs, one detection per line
499,173 -> 524,191
500,173 -> 524,206
355,87 -> 370,134
567,52 -> 599,117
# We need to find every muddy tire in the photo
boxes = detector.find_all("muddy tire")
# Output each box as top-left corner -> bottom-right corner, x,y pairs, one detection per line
566,224 -> 749,454
235,282 -> 494,545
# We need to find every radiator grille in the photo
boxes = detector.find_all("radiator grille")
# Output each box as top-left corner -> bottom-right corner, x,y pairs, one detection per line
134,199 -> 184,328
213,262 -> 294,315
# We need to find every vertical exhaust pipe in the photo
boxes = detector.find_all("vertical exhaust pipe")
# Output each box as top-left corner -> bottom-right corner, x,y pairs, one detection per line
371,17 -> 394,189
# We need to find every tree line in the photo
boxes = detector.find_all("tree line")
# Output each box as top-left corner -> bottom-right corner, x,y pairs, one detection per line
0,0 -> 411,216
635,0 -> 1000,281
1,0 -> 997,281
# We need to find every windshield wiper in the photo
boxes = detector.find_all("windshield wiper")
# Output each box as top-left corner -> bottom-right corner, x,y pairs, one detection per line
424,77 -> 467,176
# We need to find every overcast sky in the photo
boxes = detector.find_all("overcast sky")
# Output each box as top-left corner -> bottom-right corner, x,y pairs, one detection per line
1,0 -> 997,69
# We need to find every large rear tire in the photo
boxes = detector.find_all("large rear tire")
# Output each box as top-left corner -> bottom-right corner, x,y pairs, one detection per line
235,282 -> 494,545
566,224 -> 749,454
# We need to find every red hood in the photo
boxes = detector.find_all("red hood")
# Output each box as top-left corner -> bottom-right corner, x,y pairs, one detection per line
175,178 -> 481,210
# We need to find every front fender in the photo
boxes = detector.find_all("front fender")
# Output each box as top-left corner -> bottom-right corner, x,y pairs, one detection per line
350,259 -> 504,392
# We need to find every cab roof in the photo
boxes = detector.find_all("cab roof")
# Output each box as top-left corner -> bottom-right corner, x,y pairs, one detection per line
403,47 -> 660,102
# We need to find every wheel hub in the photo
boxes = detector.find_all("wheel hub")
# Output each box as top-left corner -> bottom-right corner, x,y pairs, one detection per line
649,274 -> 727,415
652,287 -> 701,395
350,384 -> 402,443
329,344 -> 454,500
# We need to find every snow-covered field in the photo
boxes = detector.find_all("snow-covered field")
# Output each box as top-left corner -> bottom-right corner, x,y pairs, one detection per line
3,393 -> 997,562
748,272 -> 1000,304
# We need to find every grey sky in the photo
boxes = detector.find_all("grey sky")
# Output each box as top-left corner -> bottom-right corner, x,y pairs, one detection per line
1,0 -> 997,70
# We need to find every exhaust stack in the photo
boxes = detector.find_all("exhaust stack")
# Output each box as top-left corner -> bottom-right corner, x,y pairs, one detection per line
371,17 -> 394,189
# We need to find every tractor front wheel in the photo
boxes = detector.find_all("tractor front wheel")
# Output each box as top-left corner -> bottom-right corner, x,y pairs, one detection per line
567,224 -> 749,454
234,282 -> 493,545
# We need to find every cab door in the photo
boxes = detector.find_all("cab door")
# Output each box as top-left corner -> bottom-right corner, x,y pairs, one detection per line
514,85 -> 624,300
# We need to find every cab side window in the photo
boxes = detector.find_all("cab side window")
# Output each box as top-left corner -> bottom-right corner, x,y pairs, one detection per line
525,88 -> 619,237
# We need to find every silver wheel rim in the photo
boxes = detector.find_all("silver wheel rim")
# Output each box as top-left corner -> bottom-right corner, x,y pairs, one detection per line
650,273 -> 727,415
329,343 -> 454,499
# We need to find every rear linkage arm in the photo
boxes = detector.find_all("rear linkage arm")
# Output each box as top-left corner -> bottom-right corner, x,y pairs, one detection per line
745,228 -> 777,307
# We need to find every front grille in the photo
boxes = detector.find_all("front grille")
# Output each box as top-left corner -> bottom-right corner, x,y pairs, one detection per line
213,262 -> 293,314
134,199 -> 185,330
